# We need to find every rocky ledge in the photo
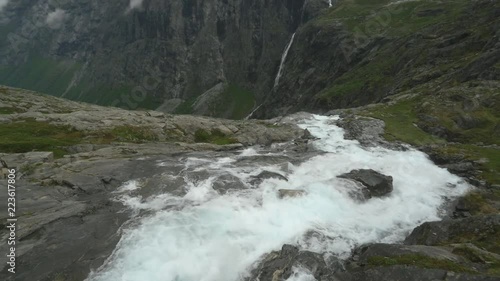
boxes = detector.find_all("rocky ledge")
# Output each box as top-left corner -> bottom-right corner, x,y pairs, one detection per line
0,87 -> 312,281
0,87 -> 498,280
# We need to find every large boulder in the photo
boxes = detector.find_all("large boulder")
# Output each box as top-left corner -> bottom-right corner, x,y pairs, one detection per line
247,244 -> 336,281
404,214 -> 500,252
338,169 -> 393,199
250,171 -> 288,186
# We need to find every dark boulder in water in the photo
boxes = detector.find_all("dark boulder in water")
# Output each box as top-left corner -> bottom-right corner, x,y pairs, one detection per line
248,244 -> 337,281
338,169 -> 393,199
250,171 -> 288,186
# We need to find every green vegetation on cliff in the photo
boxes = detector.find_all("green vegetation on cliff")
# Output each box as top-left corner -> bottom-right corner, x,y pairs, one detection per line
175,83 -> 255,119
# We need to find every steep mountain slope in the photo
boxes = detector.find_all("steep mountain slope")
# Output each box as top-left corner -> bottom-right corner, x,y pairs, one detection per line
251,0 -> 499,189
0,0 -> 327,118
255,0 -> 500,118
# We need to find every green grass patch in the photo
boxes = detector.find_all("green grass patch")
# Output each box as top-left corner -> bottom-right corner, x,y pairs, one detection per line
90,125 -> 158,143
194,129 -> 238,145
367,254 -> 476,274
0,118 -> 84,158
317,0 -> 469,36
434,144 -> 500,184
176,83 -> 255,119
0,118 -> 159,158
108,125 -> 158,142
318,52 -> 397,100
364,96 -> 444,146
460,191 -> 498,216
359,88 -> 499,185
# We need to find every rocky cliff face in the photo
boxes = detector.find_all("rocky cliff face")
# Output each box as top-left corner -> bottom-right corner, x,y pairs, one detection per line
253,0 -> 500,118
0,0 -> 328,117
1,0 -> 498,120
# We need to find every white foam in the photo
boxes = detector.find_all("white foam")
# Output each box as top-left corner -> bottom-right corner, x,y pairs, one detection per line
286,267 -> 317,281
116,180 -> 140,193
87,115 -> 469,281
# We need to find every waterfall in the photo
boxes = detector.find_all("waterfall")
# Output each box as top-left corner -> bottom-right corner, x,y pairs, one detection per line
245,103 -> 263,120
329,0 -> 333,7
274,33 -> 296,88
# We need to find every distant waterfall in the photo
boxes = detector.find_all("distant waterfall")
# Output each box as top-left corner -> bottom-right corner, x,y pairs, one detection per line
329,0 -> 333,7
273,33 -> 296,88
245,103 -> 263,120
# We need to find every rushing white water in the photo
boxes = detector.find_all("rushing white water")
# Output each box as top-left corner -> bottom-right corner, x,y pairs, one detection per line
274,33 -> 296,88
328,0 -> 333,7
87,115 -> 469,281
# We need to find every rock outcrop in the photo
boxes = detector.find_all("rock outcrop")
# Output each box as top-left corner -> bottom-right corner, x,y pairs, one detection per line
250,171 -> 289,186
0,0 -> 328,118
338,169 -> 393,199
404,215 -> 500,248
248,244 -> 337,281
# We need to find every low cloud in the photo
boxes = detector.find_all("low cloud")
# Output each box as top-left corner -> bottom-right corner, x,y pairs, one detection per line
0,0 -> 9,12
46,8 -> 67,29
129,0 -> 144,10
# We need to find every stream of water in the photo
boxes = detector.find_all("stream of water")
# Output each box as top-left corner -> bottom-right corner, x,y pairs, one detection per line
86,115 -> 469,281
274,33 -> 296,88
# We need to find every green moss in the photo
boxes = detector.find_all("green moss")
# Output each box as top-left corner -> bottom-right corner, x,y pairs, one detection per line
0,117 -> 161,158
319,53 -> 397,100
175,83 -> 255,119
0,118 -> 83,157
461,191 -> 498,216
358,85 -> 500,185
367,254 -> 476,274
194,129 -> 238,145
97,125 -> 158,143
317,0 -> 469,36
364,96 -> 444,146
434,144 -> 500,184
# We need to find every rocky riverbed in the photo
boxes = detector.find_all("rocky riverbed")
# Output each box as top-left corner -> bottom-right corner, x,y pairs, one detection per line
0,88 -> 499,281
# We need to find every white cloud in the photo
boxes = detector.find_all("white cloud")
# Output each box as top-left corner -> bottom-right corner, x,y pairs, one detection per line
129,0 -> 144,10
0,0 -> 9,12
46,8 -> 67,29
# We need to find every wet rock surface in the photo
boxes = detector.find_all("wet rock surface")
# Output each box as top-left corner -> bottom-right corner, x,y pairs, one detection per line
338,169 -> 394,199
0,89 -> 498,280
250,171 -> 289,186
335,116 -> 405,150
404,215 -> 500,247
248,244 -> 337,281
0,89 -> 312,281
